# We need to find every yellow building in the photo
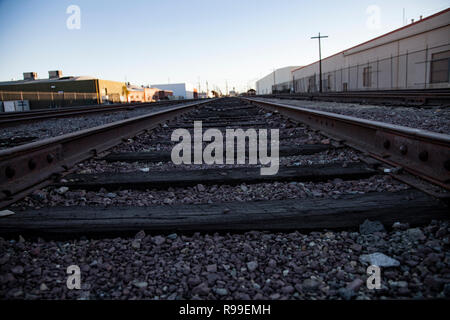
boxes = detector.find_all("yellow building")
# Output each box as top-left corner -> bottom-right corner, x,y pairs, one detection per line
0,70 -> 128,109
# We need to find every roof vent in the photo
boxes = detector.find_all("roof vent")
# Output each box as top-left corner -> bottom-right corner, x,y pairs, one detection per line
23,72 -> 37,81
49,70 -> 62,79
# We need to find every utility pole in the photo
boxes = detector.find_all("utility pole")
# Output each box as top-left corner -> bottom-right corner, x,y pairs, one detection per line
311,32 -> 328,93
273,68 -> 276,93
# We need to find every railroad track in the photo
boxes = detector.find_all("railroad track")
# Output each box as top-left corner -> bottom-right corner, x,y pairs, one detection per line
0,98 -> 198,128
264,89 -> 450,107
0,99 -> 212,208
0,99 -> 205,150
1,97 -> 449,300
244,98 -> 450,193
0,97 -> 448,235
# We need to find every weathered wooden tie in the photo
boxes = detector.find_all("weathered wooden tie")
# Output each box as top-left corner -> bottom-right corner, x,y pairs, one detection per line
102,144 -> 331,163
0,190 -> 447,236
58,162 -> 375,191
167,121 -> 271,129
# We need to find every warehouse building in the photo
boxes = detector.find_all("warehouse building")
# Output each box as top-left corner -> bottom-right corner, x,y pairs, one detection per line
256,66 -> 301,95
150,83 -> 197,99
126,85 -> 156,103
0,71 -> 128,109
126,84 -> 173,103
290,8 -> 450,93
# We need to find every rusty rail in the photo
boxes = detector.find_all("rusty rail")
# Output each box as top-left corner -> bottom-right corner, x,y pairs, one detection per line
0,99 -> 213,208
243,98 -> 450,190
263,89 -> 450,106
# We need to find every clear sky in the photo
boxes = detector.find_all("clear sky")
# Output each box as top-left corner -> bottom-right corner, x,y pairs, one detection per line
0,0 -> 448,92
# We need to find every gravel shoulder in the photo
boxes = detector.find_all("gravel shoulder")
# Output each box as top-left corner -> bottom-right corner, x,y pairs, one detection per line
0,104 -> 185,149
11,175 -> 408,210
262,98 -> 450,135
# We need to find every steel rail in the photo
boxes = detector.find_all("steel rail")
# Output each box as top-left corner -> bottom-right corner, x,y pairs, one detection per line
263,90 -> 450,106
268,92 -> 450,99
265,88 -> 450,96
0,102 -> 137,117
243,98 -> 450,190
0,99 -> 199,127
0,99 -> 213,208
0,99 -> 198,118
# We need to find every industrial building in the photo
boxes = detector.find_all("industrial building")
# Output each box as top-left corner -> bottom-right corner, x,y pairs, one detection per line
255,66 -> 301,95
126,85 -> 173,103
126,85 -> 153,103
150,83 -> 198,99
0,71 -> 128,109
289,8 -> 450,93
255,8 -> 450,94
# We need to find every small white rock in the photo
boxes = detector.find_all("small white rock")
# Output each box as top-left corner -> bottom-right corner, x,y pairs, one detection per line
55,186 -> 69,194
133,281 -> 148,289
359,253 -> 400,267
0,210 -> 15,217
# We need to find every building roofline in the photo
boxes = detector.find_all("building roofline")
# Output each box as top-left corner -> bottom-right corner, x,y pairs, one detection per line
256,66 -> 302,84
0,76 -> 127,86
291,7 -> 450,73
150,83 -> 186,86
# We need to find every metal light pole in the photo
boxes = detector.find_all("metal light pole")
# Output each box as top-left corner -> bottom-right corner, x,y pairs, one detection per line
311,32 -> 328,93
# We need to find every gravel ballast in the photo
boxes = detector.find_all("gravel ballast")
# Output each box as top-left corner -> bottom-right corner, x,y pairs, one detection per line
0,220 -> 448,300
263,98 -> 450,134
11,175 -> 408,210
72,147 -> 361,174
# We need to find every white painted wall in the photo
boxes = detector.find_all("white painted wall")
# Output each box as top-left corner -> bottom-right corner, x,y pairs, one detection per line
256,66 -> 300,94
1,100 -> 30,112
151,83 -> 196,99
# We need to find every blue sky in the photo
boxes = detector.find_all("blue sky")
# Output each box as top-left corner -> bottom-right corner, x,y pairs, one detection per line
0,0 -> 448,92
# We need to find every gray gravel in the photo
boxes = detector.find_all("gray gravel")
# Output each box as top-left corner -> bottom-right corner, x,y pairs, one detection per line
0,103 -> 186,149
12,175 -> 408,210
264,98 -> 450,134
0,220 -> 448,300
72,147 -> 361,174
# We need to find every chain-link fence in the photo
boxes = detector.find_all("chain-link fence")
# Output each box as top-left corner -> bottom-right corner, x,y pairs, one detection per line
0,90 -> 99,109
